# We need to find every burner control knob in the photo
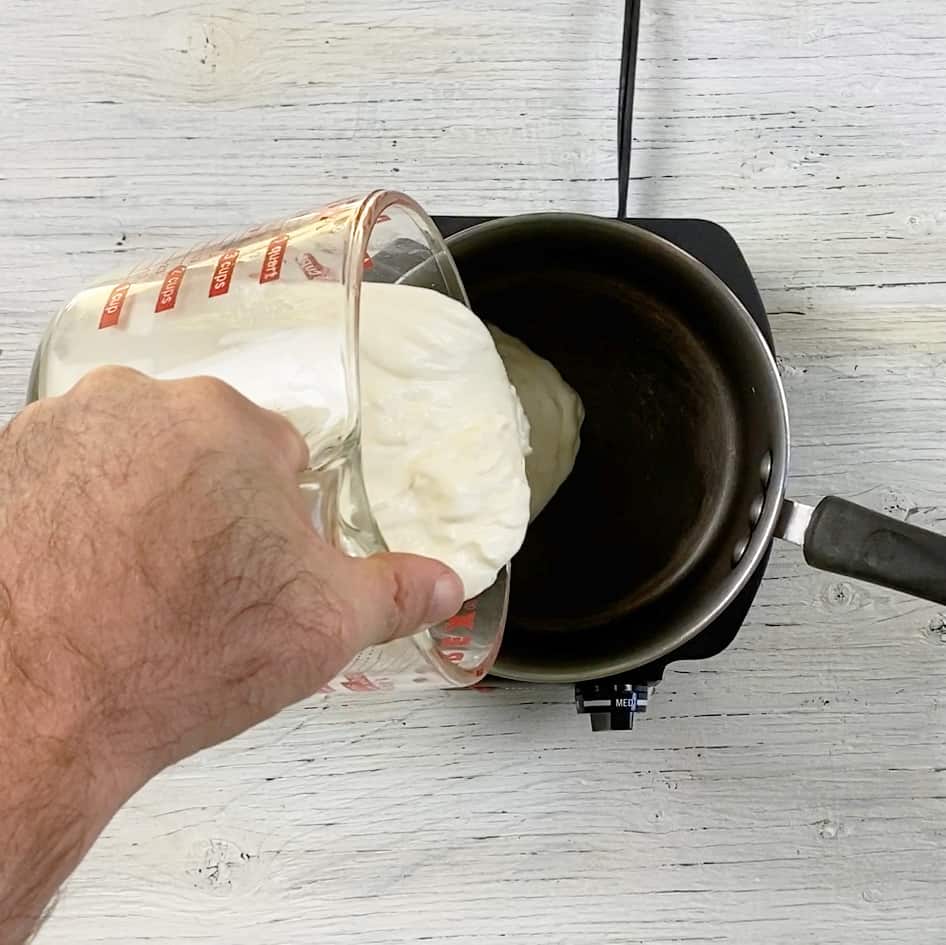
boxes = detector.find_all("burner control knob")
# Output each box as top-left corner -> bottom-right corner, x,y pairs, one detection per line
575,680 -> 659,731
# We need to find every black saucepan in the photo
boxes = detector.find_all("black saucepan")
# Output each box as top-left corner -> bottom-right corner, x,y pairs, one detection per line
446,213 -> 946,683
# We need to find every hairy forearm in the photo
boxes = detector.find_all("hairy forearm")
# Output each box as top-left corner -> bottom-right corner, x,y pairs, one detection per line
0,717 -> 120,945
1,739 -> 91,943
0,620 -> 125,945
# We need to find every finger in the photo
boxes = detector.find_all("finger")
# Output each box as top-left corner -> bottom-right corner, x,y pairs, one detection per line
332,552 -> 465,649
166,374 -> 310,473
219,392 -> 310,474
255,406 -> 311,473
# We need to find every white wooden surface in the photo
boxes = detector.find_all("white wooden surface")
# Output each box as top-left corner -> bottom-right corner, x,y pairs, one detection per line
2,1 -> 946,942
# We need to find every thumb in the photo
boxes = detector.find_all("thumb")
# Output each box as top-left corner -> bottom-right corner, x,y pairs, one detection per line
336,552 -> 465,649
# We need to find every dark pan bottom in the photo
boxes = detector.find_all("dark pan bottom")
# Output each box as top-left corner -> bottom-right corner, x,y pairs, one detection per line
464,266 -> 739,629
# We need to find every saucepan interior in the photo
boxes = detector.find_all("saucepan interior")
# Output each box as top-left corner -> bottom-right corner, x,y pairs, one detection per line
446,214 -> 788,681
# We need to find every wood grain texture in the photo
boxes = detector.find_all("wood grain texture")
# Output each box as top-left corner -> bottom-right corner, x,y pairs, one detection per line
1,1 -> 944,943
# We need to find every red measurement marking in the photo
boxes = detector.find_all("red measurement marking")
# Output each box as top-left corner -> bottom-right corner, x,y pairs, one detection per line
445,611 -> 476,631
363,253 -> 374,271
298,252 -> 328,280
154,266 -> 186,313
438,635 -> 471,648
259,235 -> 289,284
340,673 -> 380,693
443,652 -> 464,663
98,283 -> 130,329
209,248 -> 239,298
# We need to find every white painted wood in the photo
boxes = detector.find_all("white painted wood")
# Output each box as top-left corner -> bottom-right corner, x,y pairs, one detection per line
2,1 -> 945,942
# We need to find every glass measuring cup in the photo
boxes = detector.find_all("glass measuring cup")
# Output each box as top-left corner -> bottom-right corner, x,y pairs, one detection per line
28,191 -> 508,694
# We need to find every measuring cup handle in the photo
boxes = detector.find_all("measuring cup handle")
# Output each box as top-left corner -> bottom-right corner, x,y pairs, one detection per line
297,455 -> 388,558
298,465 -> 343,545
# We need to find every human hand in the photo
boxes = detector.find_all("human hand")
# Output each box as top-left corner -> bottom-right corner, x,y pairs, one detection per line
2,364 -> 464,784
0,367 -> 463,941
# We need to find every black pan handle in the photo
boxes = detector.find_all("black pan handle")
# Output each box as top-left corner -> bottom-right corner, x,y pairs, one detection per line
799,496 -> 946,605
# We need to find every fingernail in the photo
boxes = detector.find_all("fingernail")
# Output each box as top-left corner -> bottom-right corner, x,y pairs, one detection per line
427,571 -> 465,625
